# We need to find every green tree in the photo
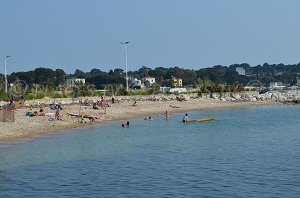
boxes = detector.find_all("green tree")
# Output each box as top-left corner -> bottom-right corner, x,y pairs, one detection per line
55,69 -> 66,85
73,82 -> 95,97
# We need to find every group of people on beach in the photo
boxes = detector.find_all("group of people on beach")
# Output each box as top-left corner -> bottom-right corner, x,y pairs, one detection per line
25,104 -> 63,121
92,96 -> 111,109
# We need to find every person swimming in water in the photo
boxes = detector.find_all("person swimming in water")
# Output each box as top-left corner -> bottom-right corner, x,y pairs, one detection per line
165,110 -> 170,119
182,113 -> 189,123
122,121 -> 130,127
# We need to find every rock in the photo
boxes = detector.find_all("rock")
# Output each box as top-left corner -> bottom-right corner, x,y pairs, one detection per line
225,97 -> 232,101
232,93 -> 241,100
242,93 -> 252,101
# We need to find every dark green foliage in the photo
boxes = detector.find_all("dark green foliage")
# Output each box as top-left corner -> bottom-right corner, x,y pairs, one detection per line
9,67 -> 66,86
5,62 -> 300,100
86,73 -> 126,89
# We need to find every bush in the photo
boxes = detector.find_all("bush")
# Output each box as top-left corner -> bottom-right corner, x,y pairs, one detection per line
25,94 -> 36,100
128,90 -> 152,96
0,92 -> 10,101
53,93 -> 66,98
93,91 -> 104,97
25,93 -> 45,100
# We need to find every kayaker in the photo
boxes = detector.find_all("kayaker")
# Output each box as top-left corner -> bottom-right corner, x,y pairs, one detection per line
183,113 -> 189,123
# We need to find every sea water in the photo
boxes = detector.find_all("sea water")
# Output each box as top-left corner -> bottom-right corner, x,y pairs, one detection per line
0,105 -> 300,197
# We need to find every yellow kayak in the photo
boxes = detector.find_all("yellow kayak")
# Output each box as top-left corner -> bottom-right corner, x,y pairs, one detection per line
190,118 -> 215,122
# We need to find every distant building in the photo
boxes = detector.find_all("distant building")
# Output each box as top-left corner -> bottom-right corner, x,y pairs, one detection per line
171,76 -> 183,87
236,67 -> 246,76
130,78 -> 143,89
143,77 -> 156,85
66,78 -> 86,87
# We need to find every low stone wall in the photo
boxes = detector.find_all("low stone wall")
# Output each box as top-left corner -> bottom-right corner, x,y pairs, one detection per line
1,91 -> 299,107
199,91 -> 300,103
11,93 -> 199,107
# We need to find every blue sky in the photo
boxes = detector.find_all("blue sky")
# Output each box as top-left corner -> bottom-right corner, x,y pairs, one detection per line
0,0 -> 300,74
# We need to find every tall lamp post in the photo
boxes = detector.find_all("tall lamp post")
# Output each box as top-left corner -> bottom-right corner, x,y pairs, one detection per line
120,41 -> 130,92
4,56 -> 10,93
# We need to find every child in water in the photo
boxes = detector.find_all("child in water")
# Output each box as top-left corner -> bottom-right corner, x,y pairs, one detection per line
122,121 -> 130,127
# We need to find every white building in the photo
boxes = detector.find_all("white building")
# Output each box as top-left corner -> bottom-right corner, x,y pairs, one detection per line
131,78 -> 142,86
143,77 -> 156,85
66,78 -> 86,87
236,67 -> 246,76
130,78 -> 144,89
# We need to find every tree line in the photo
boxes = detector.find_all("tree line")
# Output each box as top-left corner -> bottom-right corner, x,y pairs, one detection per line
1,62 -> 299,100
4,62 -> 300,88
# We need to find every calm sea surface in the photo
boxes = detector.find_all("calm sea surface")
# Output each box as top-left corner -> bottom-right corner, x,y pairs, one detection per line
0,105 -> 300,197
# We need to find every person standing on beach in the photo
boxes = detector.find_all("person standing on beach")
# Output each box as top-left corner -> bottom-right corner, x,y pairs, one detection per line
112,95 -> 115,104
55,108 -> 61,120
100,96 -> 104,109
93,103 -> 99,110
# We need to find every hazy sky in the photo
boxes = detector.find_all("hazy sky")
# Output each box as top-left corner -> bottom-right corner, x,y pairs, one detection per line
0,0 -> 300,74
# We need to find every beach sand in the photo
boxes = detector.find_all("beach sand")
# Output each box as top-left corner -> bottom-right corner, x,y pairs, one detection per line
0,98 -> 277,142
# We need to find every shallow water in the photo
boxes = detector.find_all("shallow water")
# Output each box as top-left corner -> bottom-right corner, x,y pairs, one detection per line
0,105 -> 300,197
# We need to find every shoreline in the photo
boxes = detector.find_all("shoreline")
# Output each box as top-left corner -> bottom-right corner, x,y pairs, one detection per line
0,99 -> 281,143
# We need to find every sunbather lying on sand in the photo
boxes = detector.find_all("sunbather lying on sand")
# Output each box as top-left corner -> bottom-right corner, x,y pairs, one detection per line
130,101 -> 137,107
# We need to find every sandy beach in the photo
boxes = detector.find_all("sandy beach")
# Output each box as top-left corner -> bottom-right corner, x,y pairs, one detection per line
0,97 -> 277,142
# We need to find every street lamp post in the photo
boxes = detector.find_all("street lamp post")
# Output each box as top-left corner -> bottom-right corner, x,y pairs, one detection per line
4,56 -> 10,93
120,42 -> 129,92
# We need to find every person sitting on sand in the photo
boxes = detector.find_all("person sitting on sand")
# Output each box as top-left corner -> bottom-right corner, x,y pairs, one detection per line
183,113 -> 189,123
38,106 -> 45,116
80,117 -> 86,124
89,117 -> 95,124
93,103 -> 99,110
148,116 -> 153,120
130,101 -> 137,107
165,110 -> 170,119
26,111 -> 37,117
105,102 -> 111,107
